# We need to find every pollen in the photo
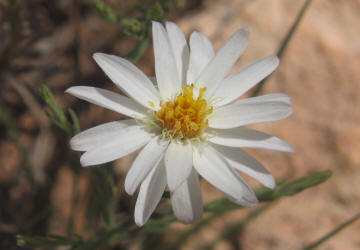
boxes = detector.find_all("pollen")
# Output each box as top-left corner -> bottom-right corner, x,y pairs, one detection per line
155,85 -> 213,139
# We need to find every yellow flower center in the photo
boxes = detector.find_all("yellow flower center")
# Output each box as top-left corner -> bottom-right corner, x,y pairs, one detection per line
155,85 -> 213,139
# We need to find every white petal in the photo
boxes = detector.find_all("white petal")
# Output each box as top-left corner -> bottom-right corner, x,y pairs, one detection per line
152,21 -> 181,100
166,21 -> 189,85
165,141 -> 193,192
70,119 -> 136,151
193,146 -> 258,206
171,168 -> 203,224
196,27 -> 250,96
186,31 -> 215,84
208,127 -> 294,152
125,137 -> 169,195
213,55 -> 280,107
93,53 -> 160,109
235,93 -> 292,105
66,86 -> 147,118
209,101 -> 293,129
212,144 -> 275,189
80,126 -> 151,166
134,160 -> 166,226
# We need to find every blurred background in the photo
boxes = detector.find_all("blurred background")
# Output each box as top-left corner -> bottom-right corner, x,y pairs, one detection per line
1,0 -> 359,249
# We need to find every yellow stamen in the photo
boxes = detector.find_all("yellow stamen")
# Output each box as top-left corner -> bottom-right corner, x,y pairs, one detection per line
155,85 -> 213,139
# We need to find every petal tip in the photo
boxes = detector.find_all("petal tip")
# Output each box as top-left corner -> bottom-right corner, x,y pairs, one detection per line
270,54 -> 280,67
79,157 -> 88,167
69,138 -> 78,150
92,52 -> 108,63
124,180 -> 136,196
239,26 -> 250,37
64,87 -> 72,94
287,106 -> 294,116
92,52 -> 102,59
246,195 -> 258,206
266,176 -> 277,190
287,144 -> 295,153
134,217 -> 145,227
79,153 -> 94,167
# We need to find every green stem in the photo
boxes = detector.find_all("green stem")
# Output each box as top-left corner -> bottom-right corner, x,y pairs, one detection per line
68,170 -> 80,235
303,213 -> 360,250
103,166 -> 116,230
125,38 -> 149,62
251,0 -> 312,97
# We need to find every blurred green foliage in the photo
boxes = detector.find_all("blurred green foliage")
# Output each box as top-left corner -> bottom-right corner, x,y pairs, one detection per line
94,0 -> 174,62
17,170 -> 333,249
40,85 -> 80,136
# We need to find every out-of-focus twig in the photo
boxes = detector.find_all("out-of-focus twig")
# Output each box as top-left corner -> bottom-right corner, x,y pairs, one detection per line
6,73 -> 53,184
251,0 -> 312,97
0,0 -> 21,68
5,73 -> 49,129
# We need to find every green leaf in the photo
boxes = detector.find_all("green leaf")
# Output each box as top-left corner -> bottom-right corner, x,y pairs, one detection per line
203,198 -> 240,212
146,214 -> 176,228
94,0 -> 120,23
94,1 -> 144,37
40,85 -> 66,123
16,234 -> 81,248
146,2 -> 164,21
40,85 -> 79,136
69,108 -> 80,134
274,170 -> 332,197
204,170 -> 332,213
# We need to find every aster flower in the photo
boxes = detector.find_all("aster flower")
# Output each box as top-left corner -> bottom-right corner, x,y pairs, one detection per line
66,21 -> 293,226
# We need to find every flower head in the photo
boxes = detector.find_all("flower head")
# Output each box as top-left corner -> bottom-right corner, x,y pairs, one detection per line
66,21 -> 293,226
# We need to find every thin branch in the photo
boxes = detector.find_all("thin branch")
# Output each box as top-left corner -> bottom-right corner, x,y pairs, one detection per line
303,213 -> 360,250
251,0 -> 312,97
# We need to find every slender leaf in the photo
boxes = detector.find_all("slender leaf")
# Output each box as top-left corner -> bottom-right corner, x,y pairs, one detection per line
17,234 -> 82,248
69,108 -> 80,134
274,170 -> 332,197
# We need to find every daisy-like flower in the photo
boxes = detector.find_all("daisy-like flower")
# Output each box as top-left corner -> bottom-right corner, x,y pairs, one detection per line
66,21 -> 293,226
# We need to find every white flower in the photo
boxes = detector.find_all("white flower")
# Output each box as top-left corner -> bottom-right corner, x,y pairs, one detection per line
66,21 -> 293,226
